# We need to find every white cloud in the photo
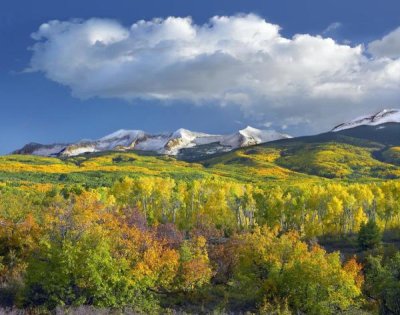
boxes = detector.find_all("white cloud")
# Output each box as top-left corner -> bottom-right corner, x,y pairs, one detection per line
368,27 -> 400,59
322,22 -> 342,35
28,14 -> 400,132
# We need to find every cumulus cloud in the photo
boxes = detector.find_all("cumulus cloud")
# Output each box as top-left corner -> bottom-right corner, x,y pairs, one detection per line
28,14 -> 400,132
368,27 -> 400,59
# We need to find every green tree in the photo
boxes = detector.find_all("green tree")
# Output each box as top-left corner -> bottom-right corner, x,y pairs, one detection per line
365,253 -> 400,314
23,236 -> 142,309
231,227 -> 363,314
358,220 -> 382,250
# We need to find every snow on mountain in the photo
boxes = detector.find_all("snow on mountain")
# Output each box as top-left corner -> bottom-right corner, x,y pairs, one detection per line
222,126 -> 291,148
61,144 -> 98,157
96,129 -> 146,149
59,130 -> 148,156
135,136 -> 169,152
13,126 -> 291,157
15,143 -> 67,157
332,109 -> 400,132
164,128 -> 224,155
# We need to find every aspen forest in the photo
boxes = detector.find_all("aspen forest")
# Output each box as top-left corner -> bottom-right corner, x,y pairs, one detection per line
1,173 -> 400,314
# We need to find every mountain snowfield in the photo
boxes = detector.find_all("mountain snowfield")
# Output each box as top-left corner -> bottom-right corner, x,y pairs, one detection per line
14,126 -> 291,157
332,109 -> 400,132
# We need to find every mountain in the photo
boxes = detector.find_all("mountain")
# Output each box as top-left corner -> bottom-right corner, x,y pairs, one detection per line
5,108 -> 400,186
332,109 -> 400,132
13,126 -> 291,158
222,108 -> 400,179
220,126 -> 290,147
328,108 -> 400,146
193,108 -> 400,180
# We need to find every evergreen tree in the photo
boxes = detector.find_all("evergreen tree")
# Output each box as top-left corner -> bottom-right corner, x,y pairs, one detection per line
358,220 -> 382,250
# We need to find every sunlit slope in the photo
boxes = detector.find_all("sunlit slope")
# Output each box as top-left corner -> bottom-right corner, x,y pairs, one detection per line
274,142 -> 400,179
0,150 -> 311,186
222,129 -> 400,180
0,152 -> 208,186
201,146 -> 319,182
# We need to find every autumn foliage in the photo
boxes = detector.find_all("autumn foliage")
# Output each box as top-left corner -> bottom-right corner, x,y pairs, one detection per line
0,177 -> 399,313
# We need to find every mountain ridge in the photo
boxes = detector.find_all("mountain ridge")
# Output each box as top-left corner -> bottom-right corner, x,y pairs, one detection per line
12,108 -> 400,160
332,108 -> 400,132
13,126 -> 291,158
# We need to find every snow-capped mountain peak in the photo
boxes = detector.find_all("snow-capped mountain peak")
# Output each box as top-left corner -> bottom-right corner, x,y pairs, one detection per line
171,128 -> 207,140
332,109 -> 400,132
99,129 -> 146,141
239,126 -> 259,136
239,126 -> 290,141
221,126 -> 291,148
13,126 -> 291,158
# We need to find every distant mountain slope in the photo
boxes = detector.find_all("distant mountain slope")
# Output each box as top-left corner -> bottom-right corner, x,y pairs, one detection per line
200,110 -> 400,180
202,137 -> 397,180
332,109 -> 400,132
13,126 -> 291,158
334,123 -> 400,146
206,113 -> 400,179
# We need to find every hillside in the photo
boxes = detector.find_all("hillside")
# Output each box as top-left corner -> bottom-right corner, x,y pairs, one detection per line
0,150 -> 314,187
205,122 -> 400,180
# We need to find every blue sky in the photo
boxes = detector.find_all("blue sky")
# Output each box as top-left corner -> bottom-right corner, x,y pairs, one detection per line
1,0 -> 400,154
